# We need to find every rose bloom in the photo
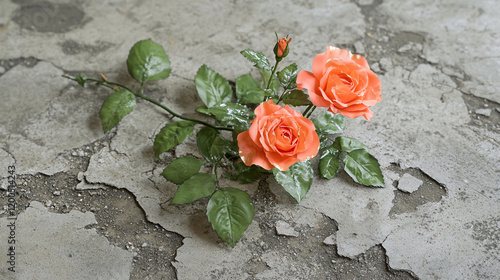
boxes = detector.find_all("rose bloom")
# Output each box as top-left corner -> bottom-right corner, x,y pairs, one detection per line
237,100 -> 319,171
297,46 -> 382,121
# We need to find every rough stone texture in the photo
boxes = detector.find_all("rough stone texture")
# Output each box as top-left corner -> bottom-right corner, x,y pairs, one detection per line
0,201 -> 133,280
398,173 -> 423,193
1,0 -> 499,279
275,220 -> 299,237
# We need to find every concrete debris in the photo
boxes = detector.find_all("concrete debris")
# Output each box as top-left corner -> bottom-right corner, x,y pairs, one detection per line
397,173 -> 423,193
275,221 -> 299,237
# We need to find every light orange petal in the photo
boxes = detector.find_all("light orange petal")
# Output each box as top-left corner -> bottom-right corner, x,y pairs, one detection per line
238,131 -> 274,170
265,152 -> 299,172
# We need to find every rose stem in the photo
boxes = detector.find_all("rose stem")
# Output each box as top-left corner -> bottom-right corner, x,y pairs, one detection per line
62,75 -> 232,131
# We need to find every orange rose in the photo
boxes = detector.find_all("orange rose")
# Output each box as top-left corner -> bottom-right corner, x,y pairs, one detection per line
237,100 -> 319,171
296,46 -> 381,121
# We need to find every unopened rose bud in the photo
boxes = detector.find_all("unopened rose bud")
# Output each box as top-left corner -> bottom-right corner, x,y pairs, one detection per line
274,37 -> 292,61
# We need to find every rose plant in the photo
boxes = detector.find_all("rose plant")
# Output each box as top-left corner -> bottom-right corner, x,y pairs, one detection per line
63,35 -> 384,247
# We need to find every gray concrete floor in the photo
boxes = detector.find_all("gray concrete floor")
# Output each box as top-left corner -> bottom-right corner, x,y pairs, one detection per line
1,0 -> 499,279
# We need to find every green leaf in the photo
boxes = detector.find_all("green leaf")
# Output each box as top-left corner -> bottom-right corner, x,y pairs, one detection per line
196,127 -> 231,162
207,187 -> 254,247
278,63 -> 298,89
313,111 -> 346,135
226,162 -> 263,184
195,65 -> 233,108
77,74 -> 86,86
272,160 -> 313,203
154,121 -> 195,158
240,49 -> 271,71
99,90 -> 136,133
333,136 -> 368,152
127,39 -> 171,83
319,145 -> 341,179
161,156 -> 204,185
343,149 -> 385,187
318,133 -> 330,150
282,89 -> 312,107
171,173 -> 216,204
206,103 -> 253,129
195,105 -> 211,115
235,74 -> 265,104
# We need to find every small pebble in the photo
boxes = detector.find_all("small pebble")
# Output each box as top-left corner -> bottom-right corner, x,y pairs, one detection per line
53,190 -> 61,196
0,66 -> 5,74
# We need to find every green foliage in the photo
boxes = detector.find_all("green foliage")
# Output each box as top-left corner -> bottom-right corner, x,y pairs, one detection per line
203,103 -> 253,129
343,149 -> 385,187
240,49 -> 271,71
127,39 -> 171,83
196,127 -> 232,162
195,65 -> 233,108
161,156 -> 204,185
77,74 -> 86,86
319,146 -> 340,179
99,90 -> 136,133
278,63 -> 298,90
225,162 -> 264,184
273,160 -> 313,203
235,74 -> 265,104
333,136 -> 368,152
153,121 -> 195,158
282,90 -> 312,107
171,173 -> 217,204
207,187 -> 254,247
313,111 -> 346,135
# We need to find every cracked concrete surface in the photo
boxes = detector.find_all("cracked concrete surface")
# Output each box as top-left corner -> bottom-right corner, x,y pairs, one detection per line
1,0 -> 499,279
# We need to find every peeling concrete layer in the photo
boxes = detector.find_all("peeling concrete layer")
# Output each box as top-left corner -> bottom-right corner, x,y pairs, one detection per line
1,0 -> 499,279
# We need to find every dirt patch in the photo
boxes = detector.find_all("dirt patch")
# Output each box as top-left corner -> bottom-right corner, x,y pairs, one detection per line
388,163 -> 447,217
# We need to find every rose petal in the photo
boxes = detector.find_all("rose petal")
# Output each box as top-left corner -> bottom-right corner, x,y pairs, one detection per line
238,131 -> 274,170
265,152 -> 300,172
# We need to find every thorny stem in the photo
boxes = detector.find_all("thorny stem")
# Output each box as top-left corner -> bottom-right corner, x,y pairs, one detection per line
302,104 -> 313,117
62,75 -> 232,131
277,90 -> 289,104
266,60 -> 280,91
305,106 -> 317,118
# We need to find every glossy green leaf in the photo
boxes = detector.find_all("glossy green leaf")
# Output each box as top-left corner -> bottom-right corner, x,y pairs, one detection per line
127,39 -> 171,83
343,149 -> 385,187
207,187 -> 254,247
235,74 -> 265,104
99,90 -> 136,133
278,63 -> 298,89
319,145 -> 341,179
171,173 -> 216,204
154,121 -> 195,158
161,156 -> 204,185
240,49 -> 271,71
206,103 -> 253,129
195,105 -> 211,115
282,89 -> 312,107
318,133 -> 330,150
312,111 -> 346,135
272,160 -> 313,203
225,162 -> 263,184
333,136 -> 368,152
196,127 -> 231,162
195,65 -> 233,108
